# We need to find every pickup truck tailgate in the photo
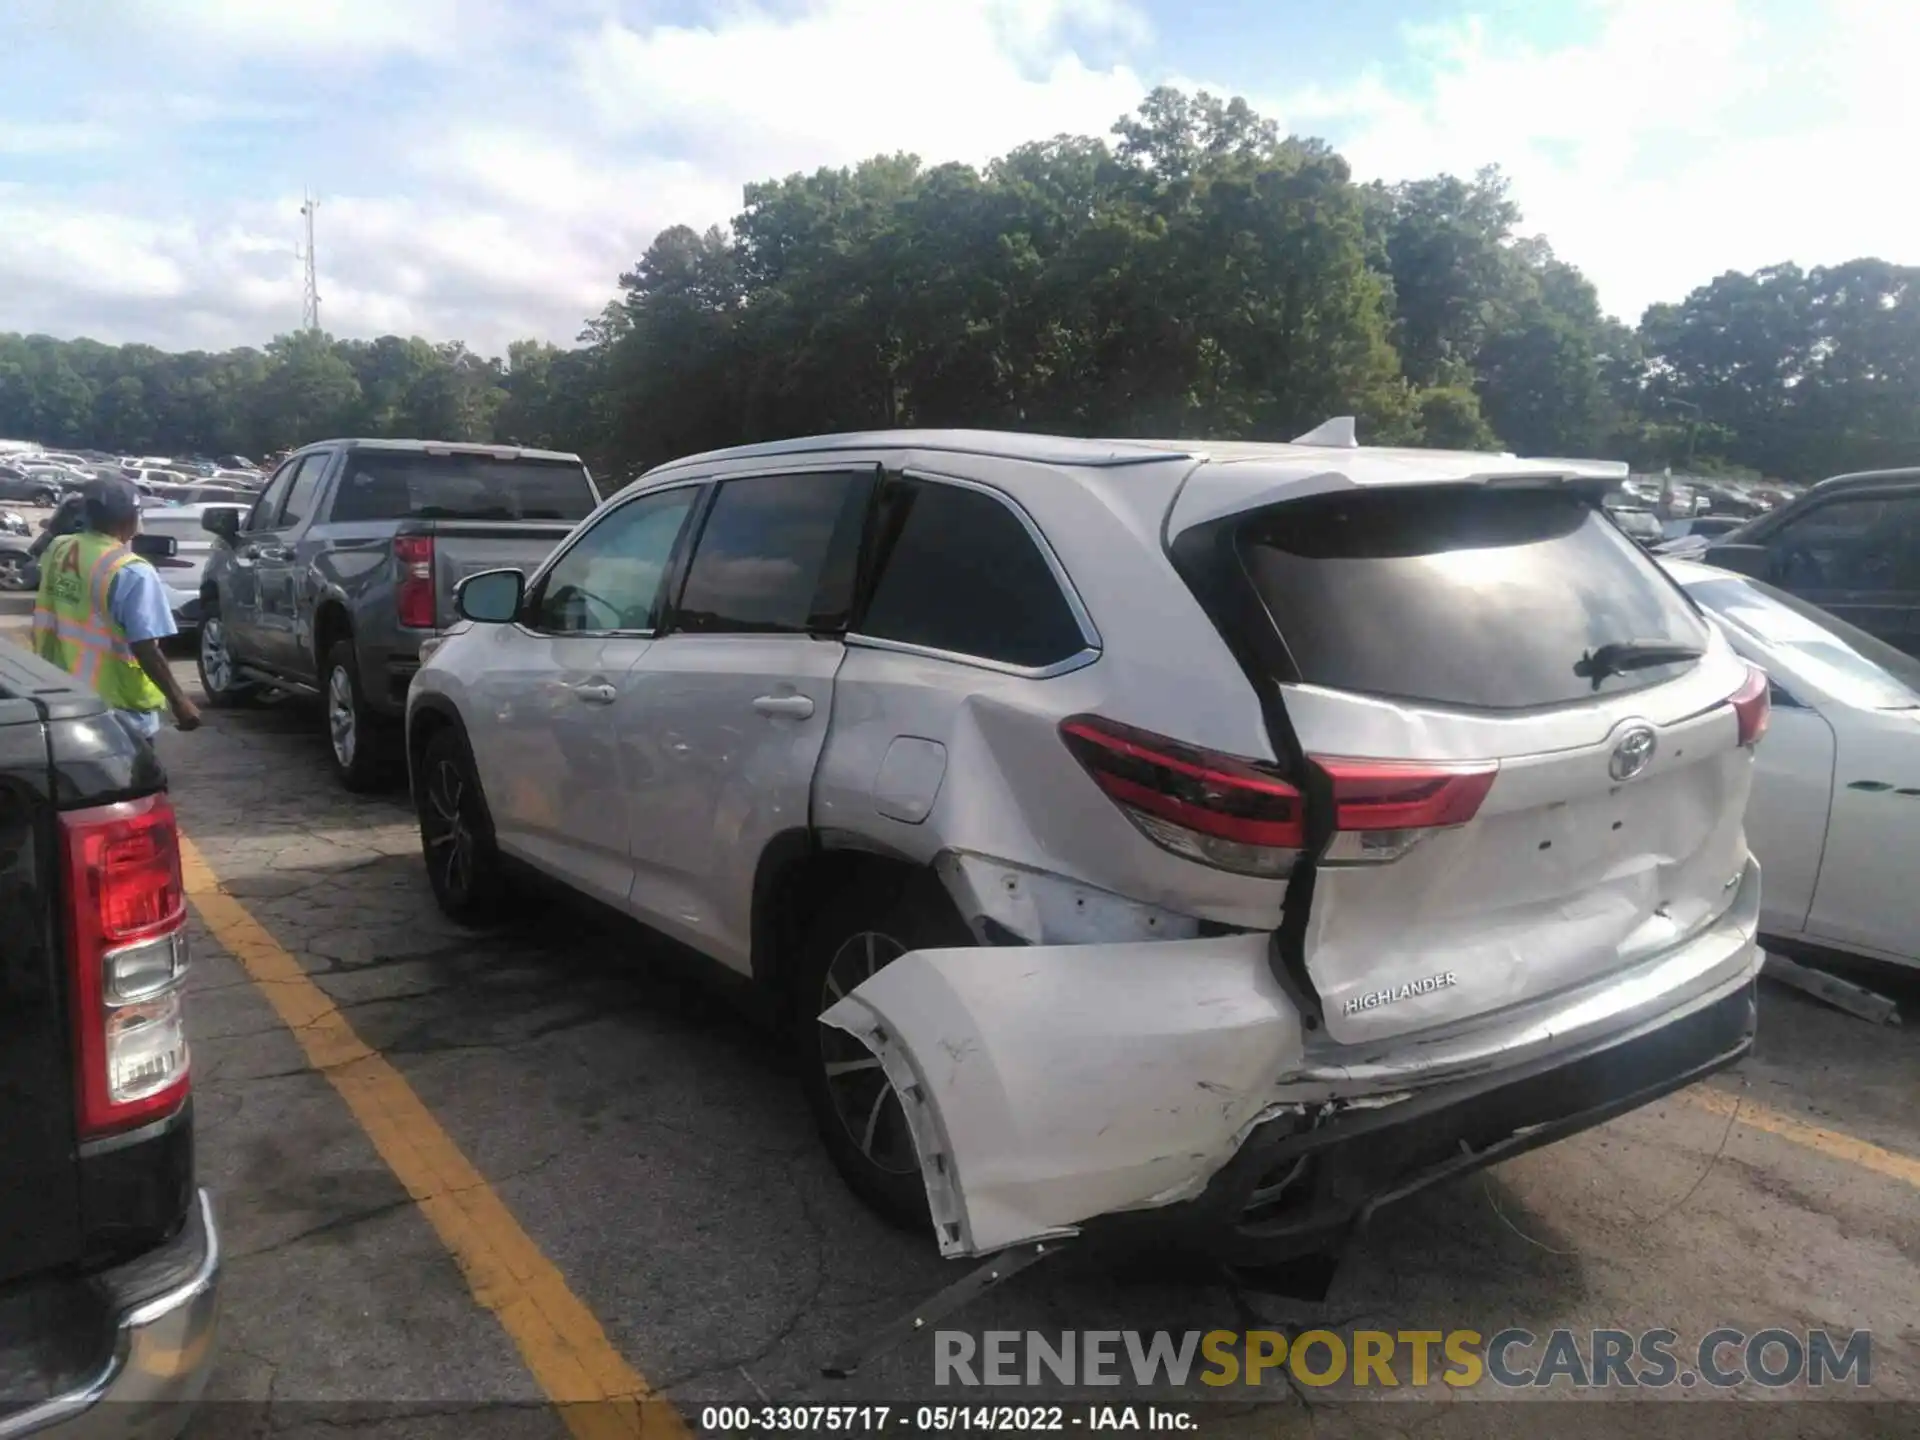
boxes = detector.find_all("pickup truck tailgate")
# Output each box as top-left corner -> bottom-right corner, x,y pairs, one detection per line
404,521 -> 581,630
0,650 -> 84,1282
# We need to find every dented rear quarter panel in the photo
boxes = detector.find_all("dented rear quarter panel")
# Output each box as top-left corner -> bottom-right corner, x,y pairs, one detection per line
812,448 -> 1290,931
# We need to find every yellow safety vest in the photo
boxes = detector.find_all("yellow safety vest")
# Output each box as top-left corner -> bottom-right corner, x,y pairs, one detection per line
31,532 -> 168,714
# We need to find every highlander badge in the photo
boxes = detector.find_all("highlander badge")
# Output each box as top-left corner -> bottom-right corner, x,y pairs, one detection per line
1343,970 -> 1458,1016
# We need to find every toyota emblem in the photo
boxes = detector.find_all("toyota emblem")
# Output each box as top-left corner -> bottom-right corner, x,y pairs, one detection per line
1609,724 -> 1658,781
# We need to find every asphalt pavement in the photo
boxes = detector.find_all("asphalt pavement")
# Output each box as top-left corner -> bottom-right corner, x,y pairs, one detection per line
2,595 -> 1916,1438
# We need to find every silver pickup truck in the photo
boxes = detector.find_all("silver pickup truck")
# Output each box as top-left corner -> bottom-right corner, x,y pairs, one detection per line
196,438 -> 600,789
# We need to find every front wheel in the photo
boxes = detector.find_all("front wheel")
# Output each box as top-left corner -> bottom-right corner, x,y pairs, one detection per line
323,639 -> 395,791
793,879 -> 973,1232
196,610 -> 256,707
0,550 -> 31,592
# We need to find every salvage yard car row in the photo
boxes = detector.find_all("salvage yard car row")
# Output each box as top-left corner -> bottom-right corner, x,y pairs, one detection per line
168,426 -> 1920,1267
4,422 -> 1916,1439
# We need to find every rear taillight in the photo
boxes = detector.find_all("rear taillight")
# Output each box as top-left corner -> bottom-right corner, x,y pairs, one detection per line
394,534 -> 436,629
1731,663 -> 1770,748
1317,758 -> 1498,866
1061,716 -> 1499,875
61,795 -> 191,1138
1060,716 -> 1306,877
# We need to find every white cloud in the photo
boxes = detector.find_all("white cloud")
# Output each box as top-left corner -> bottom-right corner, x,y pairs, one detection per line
568,0 -> 1147,177
1282,0 -> 1920,322
1,0 -> 1913,354
136,0 -> 472,60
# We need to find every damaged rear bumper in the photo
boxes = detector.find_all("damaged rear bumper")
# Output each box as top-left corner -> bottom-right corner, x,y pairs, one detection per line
1088,977 -> 1755,1266
821,859 -> 1761,1261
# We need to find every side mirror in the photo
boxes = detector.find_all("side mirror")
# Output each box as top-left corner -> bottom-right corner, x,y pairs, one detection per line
201,506 -> 243,541
1703,542 -> 1771,580
130,532 -> 178,560
455,568 -> 525,624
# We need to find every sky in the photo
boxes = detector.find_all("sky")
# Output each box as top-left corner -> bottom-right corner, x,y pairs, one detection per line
0,0 -> 1914,356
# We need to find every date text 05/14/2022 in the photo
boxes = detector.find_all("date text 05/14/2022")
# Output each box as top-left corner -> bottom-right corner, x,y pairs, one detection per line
699,1405 -> 1195,1431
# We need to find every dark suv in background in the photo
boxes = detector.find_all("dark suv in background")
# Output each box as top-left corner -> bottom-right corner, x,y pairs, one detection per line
1703,468 -> 1920,657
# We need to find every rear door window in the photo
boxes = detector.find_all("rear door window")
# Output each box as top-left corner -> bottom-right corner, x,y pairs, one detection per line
858,477 -> 1089,669
329,453 -> 598,523
672,471 -> 869,635
276,452 -> 331,528
1239,486 -> 1710,710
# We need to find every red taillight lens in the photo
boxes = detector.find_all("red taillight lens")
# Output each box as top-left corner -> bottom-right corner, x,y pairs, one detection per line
1731,663 -> 1770,748
1060,715 -> 1305,877
1315,757 -> 1497,866
1318,759 -> 1498,831
394,534 -> 436,629
61,795 -> 191,1138
1063,716 -> 1501,875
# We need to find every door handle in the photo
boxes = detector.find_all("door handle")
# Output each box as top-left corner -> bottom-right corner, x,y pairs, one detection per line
573,682 -> 618,705
752,693 -> 815,720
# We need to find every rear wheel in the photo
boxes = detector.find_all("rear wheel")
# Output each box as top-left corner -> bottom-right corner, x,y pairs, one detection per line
195,608 -> 256,707
416,726 -> 505,922
793,878 -> 972,1232
324,639 -> 395,791
0,550 -> 30,592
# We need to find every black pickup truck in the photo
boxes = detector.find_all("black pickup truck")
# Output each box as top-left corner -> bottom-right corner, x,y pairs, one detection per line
0,645 -> 218,1438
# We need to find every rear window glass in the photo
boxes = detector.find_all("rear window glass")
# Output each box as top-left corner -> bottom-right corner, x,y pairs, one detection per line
329,453 -> 596,523
1238,487 -> 1710,710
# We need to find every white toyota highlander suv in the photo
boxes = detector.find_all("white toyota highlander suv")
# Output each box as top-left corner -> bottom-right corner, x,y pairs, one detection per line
406,427 -> 1768,1265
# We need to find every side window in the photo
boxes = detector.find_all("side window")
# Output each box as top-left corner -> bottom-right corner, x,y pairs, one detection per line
1768,497 -> 1919,593
276,452 -> 331,529
672,471 -> 867,635
246,459 -> 301,532
530,487 -> 698,635
858,477 -> 1089,669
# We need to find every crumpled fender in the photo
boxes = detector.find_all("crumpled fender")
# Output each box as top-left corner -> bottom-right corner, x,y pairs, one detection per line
820,935 -> 1304,1258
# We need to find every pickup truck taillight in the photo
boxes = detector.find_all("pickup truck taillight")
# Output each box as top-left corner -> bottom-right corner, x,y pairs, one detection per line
394,534 -> 436,629
60,794 -> 191,1138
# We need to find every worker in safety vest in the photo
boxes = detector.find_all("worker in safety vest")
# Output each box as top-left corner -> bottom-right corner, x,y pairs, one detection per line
33,478 -> 201,744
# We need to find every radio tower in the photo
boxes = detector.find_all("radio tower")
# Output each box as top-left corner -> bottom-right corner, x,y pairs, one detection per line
298,191 -> 321,331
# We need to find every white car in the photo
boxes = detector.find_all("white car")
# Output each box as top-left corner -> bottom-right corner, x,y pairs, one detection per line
408,428 -> 1766,1263
1671,559 -> 1920,969
134,504 -> 224,633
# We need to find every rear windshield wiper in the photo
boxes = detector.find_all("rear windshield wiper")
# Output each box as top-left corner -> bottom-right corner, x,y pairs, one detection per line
1574,640 -> 1704,688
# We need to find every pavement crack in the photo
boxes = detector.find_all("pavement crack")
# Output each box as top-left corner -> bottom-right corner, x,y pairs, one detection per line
230,1196 -> 414,1260
655,1150 -> 831,1396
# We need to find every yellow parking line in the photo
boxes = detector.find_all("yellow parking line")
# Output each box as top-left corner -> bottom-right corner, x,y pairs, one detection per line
180,835 -> 688,1440
1684,1086 -> 1920,1190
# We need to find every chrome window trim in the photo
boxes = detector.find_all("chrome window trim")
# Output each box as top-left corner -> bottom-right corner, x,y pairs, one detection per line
845,631 -> 1101,680
843,467 -> 1102,678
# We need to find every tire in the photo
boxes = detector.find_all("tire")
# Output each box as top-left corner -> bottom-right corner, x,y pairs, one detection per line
793,876 -> 973,1232
32,489 -> 56,508
323,638 -> 396,792
416,725 -> 506,923
0,550 -> 30,592
195,607 -> 256,707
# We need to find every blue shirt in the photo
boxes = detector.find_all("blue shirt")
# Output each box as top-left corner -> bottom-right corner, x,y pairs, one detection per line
106,553 -> 176,735
109,557 -> 178,645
